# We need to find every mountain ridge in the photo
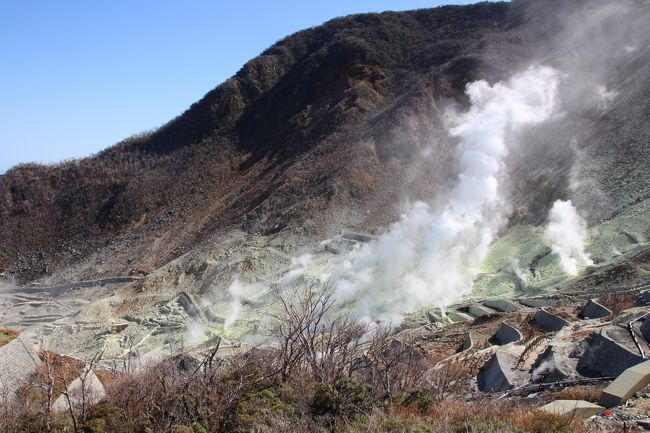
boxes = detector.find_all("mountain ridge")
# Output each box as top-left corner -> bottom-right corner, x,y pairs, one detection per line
0,1 -> 516,282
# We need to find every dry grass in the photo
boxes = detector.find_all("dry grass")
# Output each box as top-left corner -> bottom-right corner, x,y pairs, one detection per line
548,385 -> 603,403
0,327 -> 19,348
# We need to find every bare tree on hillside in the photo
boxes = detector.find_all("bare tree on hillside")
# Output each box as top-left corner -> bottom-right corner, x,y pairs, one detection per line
270,283 -> 369,385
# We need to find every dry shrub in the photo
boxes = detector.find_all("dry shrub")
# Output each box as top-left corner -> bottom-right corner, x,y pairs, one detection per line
599,292 -> 636,316
0,327 -> 19,347
548,385 -> 603,402
426,399 -> 586,433
427,361 -> 472,400
517,410 -> 586,433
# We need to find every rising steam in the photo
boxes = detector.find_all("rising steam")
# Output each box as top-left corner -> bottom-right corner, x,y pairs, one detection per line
224,278 -> 263,328
329,66 -> 560,323
543,199 -> 593,275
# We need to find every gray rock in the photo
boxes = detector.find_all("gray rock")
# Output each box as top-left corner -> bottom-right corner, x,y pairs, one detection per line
0,336 -> 40,398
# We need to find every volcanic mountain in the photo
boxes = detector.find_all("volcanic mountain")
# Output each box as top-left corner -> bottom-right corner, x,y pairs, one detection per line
0,0 -> 649,352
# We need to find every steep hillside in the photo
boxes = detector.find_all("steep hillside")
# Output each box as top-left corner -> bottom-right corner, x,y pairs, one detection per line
3,2 -> 520,282
0,0 -> 648,301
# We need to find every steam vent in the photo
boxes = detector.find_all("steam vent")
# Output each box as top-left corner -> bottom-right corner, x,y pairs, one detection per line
2,0 -> 650,431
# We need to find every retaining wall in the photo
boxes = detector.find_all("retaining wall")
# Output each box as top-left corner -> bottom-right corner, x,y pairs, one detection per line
581,299 -> 612,319
494,322 -> 523,345
577,332 -> 644,377
534,308 -> 570,331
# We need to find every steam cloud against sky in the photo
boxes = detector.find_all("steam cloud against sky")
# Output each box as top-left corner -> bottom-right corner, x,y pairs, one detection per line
329,66 -> 561,323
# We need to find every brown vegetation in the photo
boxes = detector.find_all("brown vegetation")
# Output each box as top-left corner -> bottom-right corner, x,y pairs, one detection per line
0,327 -> 19,348
0,1 -> 526,283
599,292 -> 637,317
0,286 -> 593,433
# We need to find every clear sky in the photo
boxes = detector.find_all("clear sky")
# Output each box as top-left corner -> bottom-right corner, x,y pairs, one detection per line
0,0 -> 478,174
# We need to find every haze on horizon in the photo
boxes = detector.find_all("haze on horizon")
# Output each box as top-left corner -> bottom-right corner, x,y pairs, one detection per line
0,0 -> 477,175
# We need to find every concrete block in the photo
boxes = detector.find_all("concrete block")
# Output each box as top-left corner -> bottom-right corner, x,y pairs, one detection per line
581,299 -> 612,319
600,360 -> 650,407
176,292 -> 201,319
641,318 -> 650,343
577,332 -> 644,377
469,304 -> 496,317
203,308 -> 225,324
427,309 -> 465,324
477,345 -> 527,392
426,310 -> 444,323
52,369 -> 106,412
520,297 -> 553,308
461,333 -> 474,352
636,291 -> 650,307
538,400 -> 604,418
341,231 -> 377,243
494,322 -> 523,345
446,310 -> 473,323
483,299 -> 519,313
531,346 -> 571,383
534,308 -> 570,332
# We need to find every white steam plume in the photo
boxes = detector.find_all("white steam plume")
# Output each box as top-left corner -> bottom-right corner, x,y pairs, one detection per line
330,66 -> 560,323
511,258 -> 528,286
543,199 -> 593,275
224,278 -> 262,328
184,322 -> 208,346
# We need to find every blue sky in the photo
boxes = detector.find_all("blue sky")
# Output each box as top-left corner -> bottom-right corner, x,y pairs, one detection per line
0,1 -> 477,174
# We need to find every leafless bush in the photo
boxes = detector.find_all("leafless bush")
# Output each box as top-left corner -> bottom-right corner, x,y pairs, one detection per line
363,327 -> 432,402
426,361 -> 472,400
269,284 -> 369,385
